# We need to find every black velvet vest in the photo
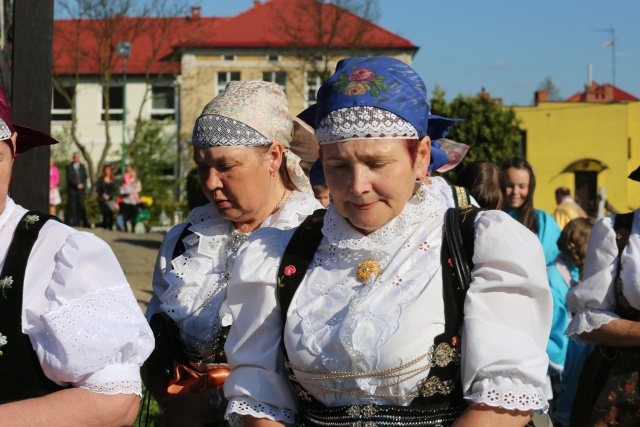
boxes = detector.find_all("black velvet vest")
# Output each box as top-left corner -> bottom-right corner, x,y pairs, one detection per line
0,211 -> 67,403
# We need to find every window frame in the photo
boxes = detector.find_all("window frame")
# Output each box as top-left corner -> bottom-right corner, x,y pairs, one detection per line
150,84 -> 176,121
51,85 -> 76,122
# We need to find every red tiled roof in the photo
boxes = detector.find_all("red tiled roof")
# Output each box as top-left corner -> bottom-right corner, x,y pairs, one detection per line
53,0 -> 417,76
176,0 -> 417,50
53,16 -> 225,75
565,81 -> 639,102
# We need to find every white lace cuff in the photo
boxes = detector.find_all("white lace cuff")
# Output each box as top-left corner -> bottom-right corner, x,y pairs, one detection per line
565,307 -> 620,341
225,396 -> 296,424
78,363 -> 142,396
465,375 -> 548,412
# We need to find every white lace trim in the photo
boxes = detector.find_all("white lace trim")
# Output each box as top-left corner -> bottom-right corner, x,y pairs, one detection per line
225,397 -> 296,425
192,114 -> 271,147
565,307 -> 620,341
321,182 -> 443,251
316,106 -> 419,145
0,119 -> 10,140
466,376 -> 549,412
79,363 -> 142,396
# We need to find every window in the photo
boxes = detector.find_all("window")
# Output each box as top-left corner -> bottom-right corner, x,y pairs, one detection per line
151,85 -> 175,121
262,71 -> 286,94
217,71 -> 241,94
101,86 -> 123,121
267,54 -> 279,62
51,85 -> 75,121
306,72 -> 323,106
222,54 -> 235,61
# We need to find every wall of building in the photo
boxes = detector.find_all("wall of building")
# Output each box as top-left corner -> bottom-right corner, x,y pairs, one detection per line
514,101 -> 640,214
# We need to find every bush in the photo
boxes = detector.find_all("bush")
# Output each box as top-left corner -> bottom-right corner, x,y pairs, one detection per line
186,167 -> 209,210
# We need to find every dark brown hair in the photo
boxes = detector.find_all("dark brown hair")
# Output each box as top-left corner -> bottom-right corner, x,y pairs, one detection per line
502,157 -> 538,233
455,161 -> 506,210
558,217 -> 596,276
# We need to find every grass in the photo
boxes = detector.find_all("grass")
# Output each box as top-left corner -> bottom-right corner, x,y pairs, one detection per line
133,387 -> 163,427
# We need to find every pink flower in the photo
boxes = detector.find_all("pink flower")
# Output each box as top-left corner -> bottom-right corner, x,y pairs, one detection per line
283,265 -> 297,276
349,68 -> 375,82
625,382 -> 634,394
344,82 -> 370,96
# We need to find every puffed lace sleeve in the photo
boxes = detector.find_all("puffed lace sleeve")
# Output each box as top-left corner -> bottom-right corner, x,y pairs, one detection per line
224,227 -> 297,425
462,210 -> 551,412
25,229 -> 154,396
565,215 -> 620,339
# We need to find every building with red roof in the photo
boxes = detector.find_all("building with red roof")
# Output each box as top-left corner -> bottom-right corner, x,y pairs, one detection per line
51,0 -> 418,177
564,81 -> 639,103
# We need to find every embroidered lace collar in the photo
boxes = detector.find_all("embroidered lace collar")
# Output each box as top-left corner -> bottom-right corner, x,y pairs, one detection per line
321,182 -> 443,251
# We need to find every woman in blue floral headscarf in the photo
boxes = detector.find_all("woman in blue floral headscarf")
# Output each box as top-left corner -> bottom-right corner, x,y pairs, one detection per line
223,57 -> 552,426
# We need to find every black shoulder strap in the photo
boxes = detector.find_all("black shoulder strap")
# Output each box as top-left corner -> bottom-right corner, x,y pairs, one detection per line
613,212 -> 633,259
171,222 -> 193,260
444,206 -> 482,292
277,209 -> 327,323
451,185 -> 472,209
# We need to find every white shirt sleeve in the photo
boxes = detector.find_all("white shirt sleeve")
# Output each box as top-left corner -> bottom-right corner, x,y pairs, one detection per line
223,227 -> 297,424
565,215 -> 621,339
24,224 -> 154,396
462,210 -> 552,411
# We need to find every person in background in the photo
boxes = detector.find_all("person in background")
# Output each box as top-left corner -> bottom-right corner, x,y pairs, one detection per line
544,217 -> 595,424
49,155 -> 60,216
503,157 -> 562,266
0,85 -> 154,425
95,164 -> 118,230
224,57 -> 551,427
312,184 -> 330,207
119,165 -> 141,232
565,166 -> 640,426
454,160 -> 506,210
144,81 -> 321,426
554,187 -> 587,230
65,151 -> 88,227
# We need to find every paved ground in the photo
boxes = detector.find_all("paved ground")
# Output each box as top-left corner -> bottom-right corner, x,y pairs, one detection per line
80,227 -> 166,312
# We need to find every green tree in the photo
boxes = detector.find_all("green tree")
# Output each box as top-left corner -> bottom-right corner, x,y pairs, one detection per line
128,119 -> 177,204
431,89 -> 522,181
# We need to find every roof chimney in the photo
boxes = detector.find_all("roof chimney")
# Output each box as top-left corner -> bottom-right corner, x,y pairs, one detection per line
253,0 -> 261,6
191,6 -> 201,20
535,89 -> 549,105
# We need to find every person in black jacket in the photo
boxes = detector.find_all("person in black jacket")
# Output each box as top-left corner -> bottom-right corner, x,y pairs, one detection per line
65,152 -> 88,227
95,164 -> 118,230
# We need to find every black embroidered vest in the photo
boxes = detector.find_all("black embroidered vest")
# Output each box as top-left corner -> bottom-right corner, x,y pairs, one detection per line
0,211 -> 67,403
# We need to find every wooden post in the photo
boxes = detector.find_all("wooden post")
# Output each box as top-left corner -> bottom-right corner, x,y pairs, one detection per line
10,0 -> 54,212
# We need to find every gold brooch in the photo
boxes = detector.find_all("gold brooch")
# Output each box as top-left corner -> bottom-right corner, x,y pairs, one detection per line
356,259 -> 382,284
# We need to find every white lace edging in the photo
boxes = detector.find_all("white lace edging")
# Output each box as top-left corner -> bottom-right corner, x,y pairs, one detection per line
465,376 -> 548,412
225,397 -> 296,424
565,307 -> 620,341
78,363 -> 142,396
316,106 -> 419,145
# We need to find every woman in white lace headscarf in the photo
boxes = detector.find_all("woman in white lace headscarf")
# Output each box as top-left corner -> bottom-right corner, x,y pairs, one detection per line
223,57 -> 552,427
145,81 -> 321,425
0,86 -> 153,425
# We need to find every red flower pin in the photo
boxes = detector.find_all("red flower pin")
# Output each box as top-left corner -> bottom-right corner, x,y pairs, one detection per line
283,265 -> 297,276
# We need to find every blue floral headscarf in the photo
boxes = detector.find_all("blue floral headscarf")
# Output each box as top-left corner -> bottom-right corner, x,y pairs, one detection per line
299,56 -> 463,171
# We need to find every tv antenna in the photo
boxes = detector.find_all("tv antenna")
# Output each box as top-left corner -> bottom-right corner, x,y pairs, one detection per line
593,26 -> 616,86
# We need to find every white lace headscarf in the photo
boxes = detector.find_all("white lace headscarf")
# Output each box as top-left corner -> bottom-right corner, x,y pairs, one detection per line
192,81 -> 312,194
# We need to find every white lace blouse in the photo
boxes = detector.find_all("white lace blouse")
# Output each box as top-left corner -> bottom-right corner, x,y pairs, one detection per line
224,183 -> 552,424
566,210 -> 640,338
146,191 -> 322,363
0,197 -> 154,396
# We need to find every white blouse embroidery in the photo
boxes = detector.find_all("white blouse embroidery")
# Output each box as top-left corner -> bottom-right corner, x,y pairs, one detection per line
566,210 -> 640,339
224,183 -> 552,422
0,197 -> 154,396
146,191 -> 322,363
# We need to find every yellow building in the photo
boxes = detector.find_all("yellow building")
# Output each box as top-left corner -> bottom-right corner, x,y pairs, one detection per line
514,83 -> 640,215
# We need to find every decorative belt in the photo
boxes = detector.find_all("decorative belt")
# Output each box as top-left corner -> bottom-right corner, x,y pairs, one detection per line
299,402 -> 467,427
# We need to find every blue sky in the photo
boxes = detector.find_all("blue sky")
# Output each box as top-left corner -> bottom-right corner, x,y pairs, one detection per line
198,0 -> 640,106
